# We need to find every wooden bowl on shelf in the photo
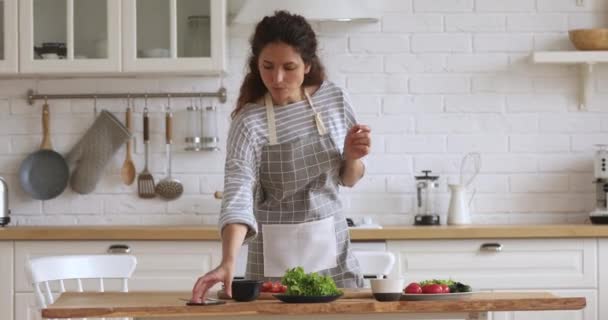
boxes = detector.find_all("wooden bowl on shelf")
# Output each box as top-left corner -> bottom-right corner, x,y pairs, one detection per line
569,28 -> 608,50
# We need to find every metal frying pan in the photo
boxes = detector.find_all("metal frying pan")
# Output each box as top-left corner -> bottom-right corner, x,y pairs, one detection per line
19,103 -> 69,200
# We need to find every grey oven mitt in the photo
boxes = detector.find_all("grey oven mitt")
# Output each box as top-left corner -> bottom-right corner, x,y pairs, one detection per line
66,110 -> 131,194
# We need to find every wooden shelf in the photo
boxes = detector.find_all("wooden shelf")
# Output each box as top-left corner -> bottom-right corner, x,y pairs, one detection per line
532,51 -> 608,64
531,51 -> 608,110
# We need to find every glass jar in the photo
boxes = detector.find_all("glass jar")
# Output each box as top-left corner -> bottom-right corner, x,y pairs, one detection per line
414,170 -> 440,225
186,15 -> 211,57
185,105 -> 202,151
201,105 -> 219,151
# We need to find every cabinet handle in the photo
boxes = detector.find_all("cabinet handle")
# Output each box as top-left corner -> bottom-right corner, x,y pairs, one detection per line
480,243 -> 502,252
107,244 -> 131,254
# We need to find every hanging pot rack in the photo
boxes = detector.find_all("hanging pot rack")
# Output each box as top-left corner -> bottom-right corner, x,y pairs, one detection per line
26,87 -> 227,106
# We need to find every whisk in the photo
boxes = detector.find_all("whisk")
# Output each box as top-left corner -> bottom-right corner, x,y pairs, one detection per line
457,152 -> 482,208
459,152 -> 481,188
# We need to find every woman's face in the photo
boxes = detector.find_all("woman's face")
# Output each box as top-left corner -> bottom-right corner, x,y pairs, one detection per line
258,42 -> 311,105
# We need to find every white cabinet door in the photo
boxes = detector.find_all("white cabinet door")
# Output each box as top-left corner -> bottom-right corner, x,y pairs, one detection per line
19,0 -> 121,74
14,241 -> 222,292
0,0 -> 18,74
492,289 -> 596,320
14,240 -> 221,320
14,293 -> 39,320
122,0 -> 226,74
0,242 -> 14,320
387,239 -> 597,290
598,239 -> 608,320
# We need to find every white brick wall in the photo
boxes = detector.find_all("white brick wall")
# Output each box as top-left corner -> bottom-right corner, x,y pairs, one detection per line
3,0 -> 606,227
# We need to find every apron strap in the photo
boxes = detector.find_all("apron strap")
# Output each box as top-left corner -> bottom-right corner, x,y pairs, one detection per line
264,93 -> 278,145
264,89 -> 327,146
304,90 -> 328,136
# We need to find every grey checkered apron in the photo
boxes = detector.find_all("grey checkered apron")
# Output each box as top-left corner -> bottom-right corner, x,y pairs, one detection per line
245,91 -> 363,288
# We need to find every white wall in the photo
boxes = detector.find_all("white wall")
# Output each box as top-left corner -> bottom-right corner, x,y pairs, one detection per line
0,2 -> 4,59
2,0 -> 608,226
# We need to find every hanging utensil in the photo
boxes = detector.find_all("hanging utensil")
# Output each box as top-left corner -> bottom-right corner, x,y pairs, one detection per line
121,99 -> 136,185
137,97 -> 156,198
19,101 -> 69,200
459,152 -> 481,188
156,97 -> 183,200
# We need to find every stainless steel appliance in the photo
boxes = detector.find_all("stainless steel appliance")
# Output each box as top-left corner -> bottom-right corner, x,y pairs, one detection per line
591,145 -> 608,224
414,170 -> 440,226
0,177 -> 10,226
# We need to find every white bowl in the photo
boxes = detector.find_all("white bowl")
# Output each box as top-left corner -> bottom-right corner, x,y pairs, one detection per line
41,53 -> 59,60
370,278 -> 404,302
141,48 -> 170,58
370,278 -> 404,293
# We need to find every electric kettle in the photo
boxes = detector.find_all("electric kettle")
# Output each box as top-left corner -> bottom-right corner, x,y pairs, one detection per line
0,177 -> 10,227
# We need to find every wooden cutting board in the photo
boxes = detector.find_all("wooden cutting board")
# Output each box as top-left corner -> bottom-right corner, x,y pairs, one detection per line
217,288 -> 373,300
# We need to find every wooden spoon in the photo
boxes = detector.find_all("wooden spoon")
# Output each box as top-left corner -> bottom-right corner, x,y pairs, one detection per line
121,106 -> 136,185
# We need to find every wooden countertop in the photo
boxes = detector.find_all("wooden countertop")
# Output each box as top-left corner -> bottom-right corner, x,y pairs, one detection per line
2,224 -> 608,241
42,291 -> 586,319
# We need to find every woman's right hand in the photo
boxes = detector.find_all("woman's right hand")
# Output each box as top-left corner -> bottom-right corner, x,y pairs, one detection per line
190,262 -> 234,303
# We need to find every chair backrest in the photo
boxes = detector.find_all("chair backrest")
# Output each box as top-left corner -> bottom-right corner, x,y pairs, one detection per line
28,254 -> 137,308
352,251 -> 395,279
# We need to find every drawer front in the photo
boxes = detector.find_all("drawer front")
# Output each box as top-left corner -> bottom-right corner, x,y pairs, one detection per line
598,240 -> 608,320
15,241 -> 221,292
1,242 -> 13,320
15,293 -> 41,320
387,239 -> 597,290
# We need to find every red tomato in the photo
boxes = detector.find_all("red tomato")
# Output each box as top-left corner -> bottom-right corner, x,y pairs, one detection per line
440,284 -> 450,293
261,281 -> 273,292
404,282 -> 422,294
421,284 -> 443,294
270,282 -> 282,293
280,284 -> 288,293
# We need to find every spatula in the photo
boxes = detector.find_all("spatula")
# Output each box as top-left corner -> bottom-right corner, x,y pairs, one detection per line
137,106 -> 156,198
121,105 -> 136,185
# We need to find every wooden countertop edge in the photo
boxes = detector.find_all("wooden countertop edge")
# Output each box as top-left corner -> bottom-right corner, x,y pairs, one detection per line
2,224 -> 608,240
350,225 -> 608,240
0,226 -> 222,240
42,295 -> 586,318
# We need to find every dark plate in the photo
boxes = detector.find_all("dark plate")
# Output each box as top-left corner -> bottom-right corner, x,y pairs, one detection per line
400,292 -> 474,301
273,294 -> 343,303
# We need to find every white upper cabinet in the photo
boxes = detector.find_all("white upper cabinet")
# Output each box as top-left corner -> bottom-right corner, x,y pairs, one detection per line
122,0 -> 226,74
0,0 -> 18,74
19,0 -> 121,74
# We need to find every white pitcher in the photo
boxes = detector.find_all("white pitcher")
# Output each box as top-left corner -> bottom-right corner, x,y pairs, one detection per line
447,184 -> 473,225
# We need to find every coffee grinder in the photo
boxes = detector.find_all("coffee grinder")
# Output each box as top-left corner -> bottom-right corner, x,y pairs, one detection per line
414,170 -> 441,226
591,145 -> 608,224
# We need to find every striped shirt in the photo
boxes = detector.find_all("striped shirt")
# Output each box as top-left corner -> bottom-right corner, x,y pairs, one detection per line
218,81 -> 358,241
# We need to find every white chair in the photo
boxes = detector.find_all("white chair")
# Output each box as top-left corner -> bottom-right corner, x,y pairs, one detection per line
27,254 -> 137,318
352,251 -> 395,283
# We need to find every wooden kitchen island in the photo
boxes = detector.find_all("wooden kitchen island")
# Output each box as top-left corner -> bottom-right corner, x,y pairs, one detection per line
41,291 -> 585,320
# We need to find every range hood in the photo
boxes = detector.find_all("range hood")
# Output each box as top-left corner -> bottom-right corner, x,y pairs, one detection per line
232,0 -> 379,24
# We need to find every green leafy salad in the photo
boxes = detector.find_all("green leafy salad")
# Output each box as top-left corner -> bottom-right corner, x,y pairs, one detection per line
281,267 -> 343,296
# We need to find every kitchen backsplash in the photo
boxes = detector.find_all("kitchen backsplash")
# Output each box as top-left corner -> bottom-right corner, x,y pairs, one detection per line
3,0 -> 608,226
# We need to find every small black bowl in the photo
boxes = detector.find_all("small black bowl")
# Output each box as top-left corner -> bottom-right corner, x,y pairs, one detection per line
231,280 -> 263,302
373,292 -> 402,302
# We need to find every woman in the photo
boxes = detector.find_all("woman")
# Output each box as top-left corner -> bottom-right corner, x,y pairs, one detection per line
191,10 -> 371,303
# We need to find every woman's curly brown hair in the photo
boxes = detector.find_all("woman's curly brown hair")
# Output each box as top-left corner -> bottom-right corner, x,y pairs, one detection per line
231,10 -> 326,119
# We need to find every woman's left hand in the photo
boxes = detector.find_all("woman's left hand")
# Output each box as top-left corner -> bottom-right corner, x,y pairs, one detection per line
343,124 -> 371,161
